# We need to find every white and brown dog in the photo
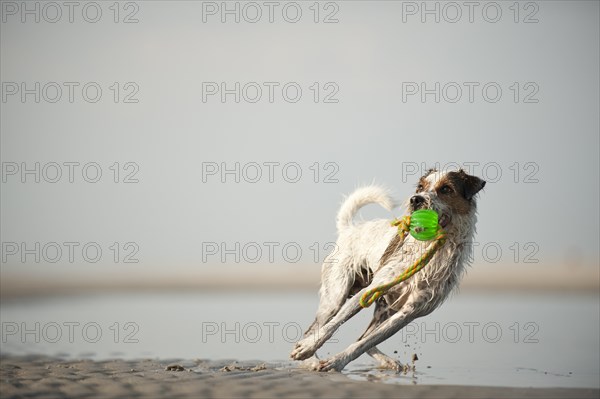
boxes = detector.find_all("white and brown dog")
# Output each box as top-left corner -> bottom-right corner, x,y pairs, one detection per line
290,169 -> 486,371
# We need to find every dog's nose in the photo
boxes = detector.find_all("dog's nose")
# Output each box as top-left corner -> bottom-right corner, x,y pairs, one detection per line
410,195 -> 425,208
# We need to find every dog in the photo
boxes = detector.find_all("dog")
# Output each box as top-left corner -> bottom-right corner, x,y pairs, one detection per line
290,168 -> 486,372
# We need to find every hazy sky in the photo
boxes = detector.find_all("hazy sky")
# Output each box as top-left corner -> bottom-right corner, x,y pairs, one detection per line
1,1 -> 598,280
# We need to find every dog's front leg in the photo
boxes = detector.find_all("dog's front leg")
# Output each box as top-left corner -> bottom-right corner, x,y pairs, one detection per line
290,286 -> 368,360
317,305 -> 417,372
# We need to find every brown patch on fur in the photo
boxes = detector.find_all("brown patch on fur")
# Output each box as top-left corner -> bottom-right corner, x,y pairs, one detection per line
447,170 -> 486,199
434,172 -> 473,215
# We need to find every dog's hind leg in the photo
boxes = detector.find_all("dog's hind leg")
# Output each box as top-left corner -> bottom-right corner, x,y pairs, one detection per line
366,347 -> 402,370
291,283 -> 370,361
317,298 -> 420,372
292,267 -> 403,361
357,299 -> 403,371
302,255 -> 356,338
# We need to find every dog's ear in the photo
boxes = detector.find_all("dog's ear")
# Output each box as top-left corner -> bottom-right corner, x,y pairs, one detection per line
458,170 -> 486,200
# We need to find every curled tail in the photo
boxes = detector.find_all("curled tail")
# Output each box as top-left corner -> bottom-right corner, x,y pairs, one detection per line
336,186 -> 397,232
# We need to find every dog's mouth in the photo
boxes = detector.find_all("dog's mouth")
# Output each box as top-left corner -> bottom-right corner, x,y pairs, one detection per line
439,213 -> 451,228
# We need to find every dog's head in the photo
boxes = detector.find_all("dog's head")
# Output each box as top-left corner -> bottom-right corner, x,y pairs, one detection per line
409,169 -> 485,232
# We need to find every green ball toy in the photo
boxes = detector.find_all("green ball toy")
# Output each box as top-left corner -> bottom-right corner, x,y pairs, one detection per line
409,209 -> 441,241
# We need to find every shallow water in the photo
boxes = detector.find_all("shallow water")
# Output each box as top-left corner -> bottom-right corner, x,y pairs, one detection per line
1,291 -> 598,388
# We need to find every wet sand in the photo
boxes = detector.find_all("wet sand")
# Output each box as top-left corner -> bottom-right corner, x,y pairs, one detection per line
1,355 -> 598,399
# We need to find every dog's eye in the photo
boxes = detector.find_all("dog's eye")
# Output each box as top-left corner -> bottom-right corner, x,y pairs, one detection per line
439,185 -> 453,194
416,184 -> 424,192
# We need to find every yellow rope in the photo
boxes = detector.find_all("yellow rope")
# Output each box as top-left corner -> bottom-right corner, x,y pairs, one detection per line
359,216 -> 447,308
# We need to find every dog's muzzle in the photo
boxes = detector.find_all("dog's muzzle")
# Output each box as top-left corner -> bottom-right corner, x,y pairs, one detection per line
409,195 -> 451,228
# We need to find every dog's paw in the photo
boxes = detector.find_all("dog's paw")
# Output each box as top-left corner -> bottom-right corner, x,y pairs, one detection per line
290,337 -> 317,361
317,356 -> 347,372
378,358 -> 403,372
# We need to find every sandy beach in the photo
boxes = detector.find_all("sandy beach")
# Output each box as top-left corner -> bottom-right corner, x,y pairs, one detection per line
1,355 -> 598,399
